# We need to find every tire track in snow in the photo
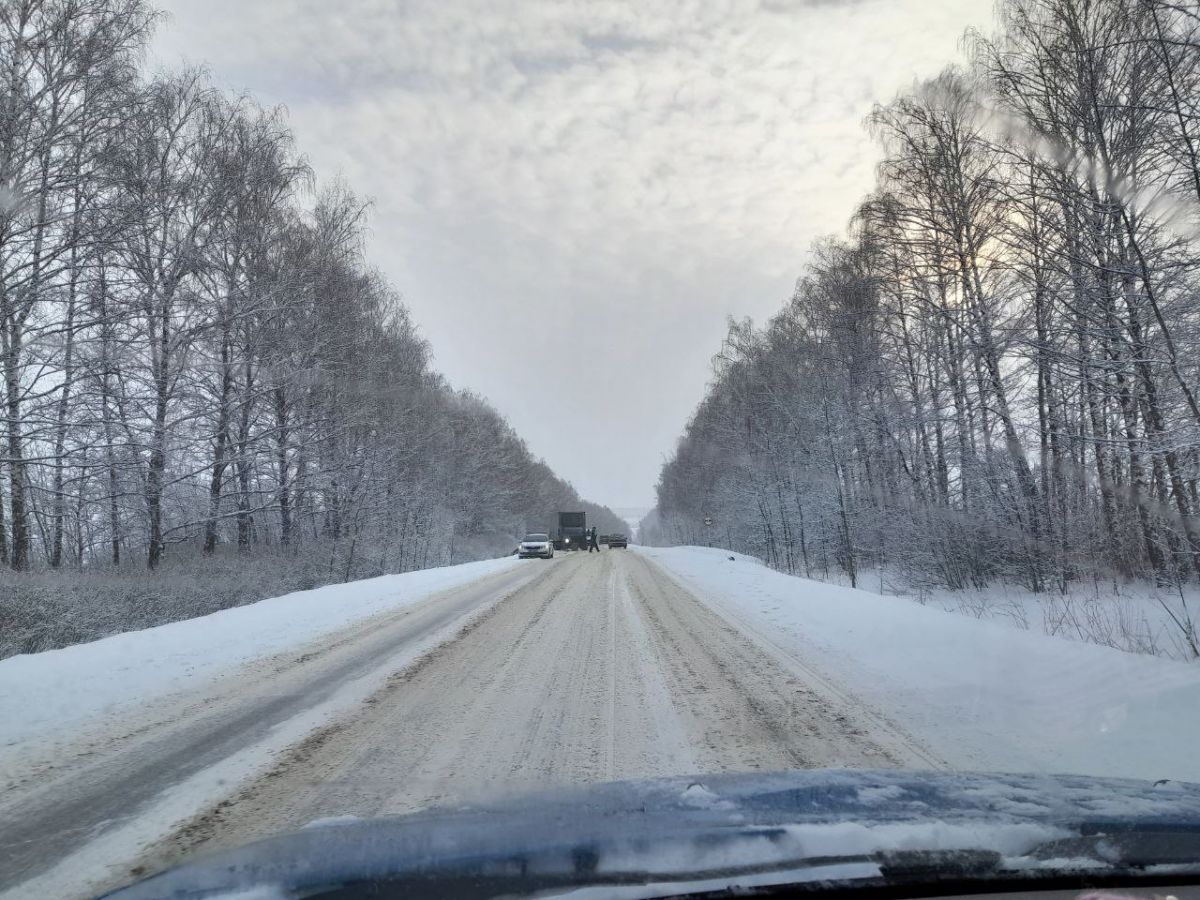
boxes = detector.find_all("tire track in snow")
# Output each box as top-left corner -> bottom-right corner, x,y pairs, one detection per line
115,550 -> 923,896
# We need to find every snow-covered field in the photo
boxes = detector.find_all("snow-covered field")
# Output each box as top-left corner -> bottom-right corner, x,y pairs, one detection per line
0,556 -> 520,752
912,578 -> 1199,661
756,563 -> 1199,662
641,546 -> 1200,784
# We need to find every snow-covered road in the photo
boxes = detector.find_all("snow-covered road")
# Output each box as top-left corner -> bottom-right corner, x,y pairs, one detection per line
0,561 -> 544,898
8,545 -> 1198,898
126,551 -> 931,886
1,550 -> 930,898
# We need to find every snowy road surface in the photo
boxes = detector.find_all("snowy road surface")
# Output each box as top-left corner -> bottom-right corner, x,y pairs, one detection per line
0,550 -> 932,898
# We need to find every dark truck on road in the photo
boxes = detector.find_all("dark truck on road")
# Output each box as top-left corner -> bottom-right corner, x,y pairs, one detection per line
554,511 -> 587,550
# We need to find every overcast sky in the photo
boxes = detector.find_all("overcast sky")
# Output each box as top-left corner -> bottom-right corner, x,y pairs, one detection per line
151,0 -> 993,511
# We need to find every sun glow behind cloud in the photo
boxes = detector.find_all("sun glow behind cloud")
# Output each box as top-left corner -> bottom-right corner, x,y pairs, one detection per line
152,0 -> 994,508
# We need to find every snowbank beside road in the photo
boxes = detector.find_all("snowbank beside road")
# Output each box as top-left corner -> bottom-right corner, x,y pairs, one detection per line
639,546 -> 1200,784
0,556 -> 521,751
910,578 -> 1198,661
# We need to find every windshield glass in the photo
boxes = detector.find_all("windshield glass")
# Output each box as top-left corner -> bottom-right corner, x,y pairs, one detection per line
2,0 -> 1199,898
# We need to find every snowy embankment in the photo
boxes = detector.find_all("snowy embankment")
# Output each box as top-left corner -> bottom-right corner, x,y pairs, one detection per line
640,546 -> 1200,784
0,556 -> 520,752
912,579 -> 1199,661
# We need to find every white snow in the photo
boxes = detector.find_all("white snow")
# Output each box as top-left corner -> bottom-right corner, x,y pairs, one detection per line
302,815 -> 363,829
904,578 -> 1200,661
679,783 -> 734,810
855,785 -> 906,805
639,546 -> 1200,784
0,556 -> 520,751
597,818 -> 1069,876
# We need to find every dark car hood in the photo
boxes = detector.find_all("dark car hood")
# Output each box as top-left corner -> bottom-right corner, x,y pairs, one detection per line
106,769 -> 1200,899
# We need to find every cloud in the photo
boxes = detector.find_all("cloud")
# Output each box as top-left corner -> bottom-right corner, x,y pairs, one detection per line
152,0 -> 994,508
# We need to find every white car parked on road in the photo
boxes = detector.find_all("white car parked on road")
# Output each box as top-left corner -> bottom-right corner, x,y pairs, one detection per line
517,533 -> 554,559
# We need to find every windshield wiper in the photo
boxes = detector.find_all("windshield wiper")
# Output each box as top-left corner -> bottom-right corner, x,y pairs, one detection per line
1029,826 -> 1200,870
874,848 -> 1005,882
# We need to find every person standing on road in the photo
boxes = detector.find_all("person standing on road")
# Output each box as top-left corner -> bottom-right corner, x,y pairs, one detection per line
588,527 -> 600,553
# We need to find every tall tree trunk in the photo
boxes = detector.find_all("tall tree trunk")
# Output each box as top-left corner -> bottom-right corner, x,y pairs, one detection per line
146,295 -> 172,570
97,267 -> 121,567
204,333 -> 233,554
4,321 -> 29,570
235,358 -> 254,550
50,247 -> 80,567
274,385 -> 292,548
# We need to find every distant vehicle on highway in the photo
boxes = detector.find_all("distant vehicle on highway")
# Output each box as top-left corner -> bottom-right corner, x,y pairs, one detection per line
517,534 -> 554,559
554,511 -> 586,550
608,534 -> 628,548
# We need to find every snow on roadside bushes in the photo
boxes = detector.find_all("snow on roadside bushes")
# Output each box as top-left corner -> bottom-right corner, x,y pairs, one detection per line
910,579 -> 1199,661
0,556 -> 520,751
639,546 -> 1200,784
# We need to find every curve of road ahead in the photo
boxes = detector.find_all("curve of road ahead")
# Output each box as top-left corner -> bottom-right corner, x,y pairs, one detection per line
3,549 -> 938,899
